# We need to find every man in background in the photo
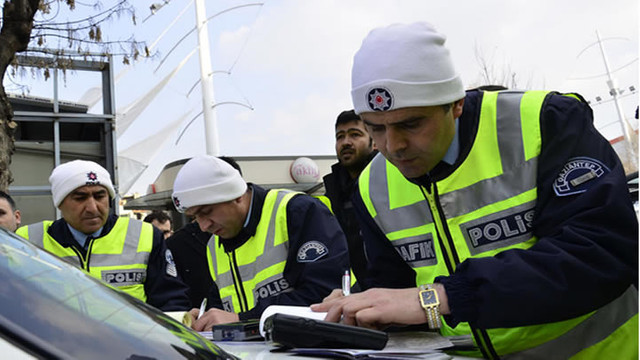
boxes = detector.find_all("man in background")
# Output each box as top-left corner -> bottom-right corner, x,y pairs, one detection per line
0,190 -> 21,232
144,210 -> 173,239
323,110 -> 376,288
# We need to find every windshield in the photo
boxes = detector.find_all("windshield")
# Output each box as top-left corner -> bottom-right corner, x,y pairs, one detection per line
0,228 -> 235,360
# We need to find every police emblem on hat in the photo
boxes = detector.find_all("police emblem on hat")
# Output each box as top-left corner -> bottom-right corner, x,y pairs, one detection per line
553,157 -> 609,197
368,88 -> 393,111
85,171 -> 101,186
297,241 -> 328,263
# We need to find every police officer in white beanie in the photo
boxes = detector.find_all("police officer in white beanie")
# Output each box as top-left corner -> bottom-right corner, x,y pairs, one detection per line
171,155 -> 349,331
314,22 -> 637,358
17,160 -> 190,311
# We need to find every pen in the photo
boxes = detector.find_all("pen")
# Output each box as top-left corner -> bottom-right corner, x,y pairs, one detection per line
342,270 -> 351,297
197,298 -> 207,320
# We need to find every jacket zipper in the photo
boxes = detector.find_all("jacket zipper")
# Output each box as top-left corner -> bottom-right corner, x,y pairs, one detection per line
85,237 -> 95,271
70,244 -> 88,271
228,251 -> 249,312
421,180 -> 500,360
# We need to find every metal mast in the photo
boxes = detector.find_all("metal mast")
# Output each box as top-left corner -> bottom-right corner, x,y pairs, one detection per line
195,0 -> 220,155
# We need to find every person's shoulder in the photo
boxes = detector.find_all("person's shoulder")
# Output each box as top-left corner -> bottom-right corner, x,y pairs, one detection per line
322,165 -> 339,185
540,92 -> 593,125
287,192 -> 328,215
166,223 -> 199,243
543,91 -> 588,108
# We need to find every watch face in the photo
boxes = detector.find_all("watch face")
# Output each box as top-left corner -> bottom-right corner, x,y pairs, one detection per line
420,290 -> 438,306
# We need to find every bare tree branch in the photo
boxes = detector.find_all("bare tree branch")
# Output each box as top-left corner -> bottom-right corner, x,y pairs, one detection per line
0,0 -> 148,190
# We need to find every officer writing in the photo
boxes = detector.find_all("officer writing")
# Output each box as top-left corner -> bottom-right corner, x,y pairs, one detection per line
171,155 -> 349,330
313,22 -> 638,358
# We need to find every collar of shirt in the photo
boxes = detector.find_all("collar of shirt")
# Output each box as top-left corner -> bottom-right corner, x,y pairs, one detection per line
243,187 -> 255,228
67,224 -> 102,248
441,117 -> 460,165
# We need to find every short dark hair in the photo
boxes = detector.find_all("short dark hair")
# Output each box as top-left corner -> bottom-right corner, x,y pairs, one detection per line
0,191 -> 17,211
335,110 -> 361,129
474,85 -> 508,91
144,210 -> 171,225
219,156 -> 242,176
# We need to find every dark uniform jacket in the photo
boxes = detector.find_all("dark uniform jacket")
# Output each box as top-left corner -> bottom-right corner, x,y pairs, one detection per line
46,214 -> 191,311
166,222 -> 216,308
353,89 -> 638,328
323,150 -> 377,289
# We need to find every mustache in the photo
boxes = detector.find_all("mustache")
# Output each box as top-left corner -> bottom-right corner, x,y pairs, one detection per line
339,145 -> 354,154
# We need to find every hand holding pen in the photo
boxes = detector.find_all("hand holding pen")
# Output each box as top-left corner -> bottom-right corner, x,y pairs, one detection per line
197,298 -> 207,320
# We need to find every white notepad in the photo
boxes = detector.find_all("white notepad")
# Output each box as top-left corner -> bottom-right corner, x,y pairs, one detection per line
258,305 -> 327,337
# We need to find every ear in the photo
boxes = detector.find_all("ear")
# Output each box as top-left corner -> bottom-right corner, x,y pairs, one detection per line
453,98 -> 465,118
14,210 -> 21,227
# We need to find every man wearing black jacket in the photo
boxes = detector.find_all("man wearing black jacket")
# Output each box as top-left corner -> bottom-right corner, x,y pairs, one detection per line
323,109 -> 376,289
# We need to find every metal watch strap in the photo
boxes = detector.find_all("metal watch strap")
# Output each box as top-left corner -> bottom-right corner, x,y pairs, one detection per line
420,284 -> 442,329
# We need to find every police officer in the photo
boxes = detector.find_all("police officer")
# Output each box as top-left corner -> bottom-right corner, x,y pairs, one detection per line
17,160 -> 190,311
314,22 -> 638,358
171,155 -> 349,331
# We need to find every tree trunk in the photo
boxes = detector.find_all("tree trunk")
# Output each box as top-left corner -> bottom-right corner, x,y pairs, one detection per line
0,0 -> 40,191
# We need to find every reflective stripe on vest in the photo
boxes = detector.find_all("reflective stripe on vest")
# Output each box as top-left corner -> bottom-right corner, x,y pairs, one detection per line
22,218 -> 152,302
207,190 -> 295,313
359,90 -> 638,358
503,286 -> 638,359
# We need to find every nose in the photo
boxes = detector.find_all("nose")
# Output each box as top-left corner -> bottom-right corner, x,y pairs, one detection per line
196,217 -> 211,233
338,138 -> 351,150
84,198 -> 99,213
344,135 -> 354,145
385,128 -> 406,155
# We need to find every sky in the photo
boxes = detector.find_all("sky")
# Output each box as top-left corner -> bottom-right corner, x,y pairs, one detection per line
7,0 -> 639,195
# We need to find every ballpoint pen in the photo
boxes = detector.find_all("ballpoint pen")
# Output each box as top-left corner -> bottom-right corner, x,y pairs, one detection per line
342,270 -> 351,297
197,298 -> 207,320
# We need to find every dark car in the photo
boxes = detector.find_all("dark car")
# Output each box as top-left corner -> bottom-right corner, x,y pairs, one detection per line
0,227 -> 237,360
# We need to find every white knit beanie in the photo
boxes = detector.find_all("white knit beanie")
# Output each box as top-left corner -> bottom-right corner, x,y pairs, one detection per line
172,155 -> 247,213
49,160 -> 116,207
351,22 -> 465,114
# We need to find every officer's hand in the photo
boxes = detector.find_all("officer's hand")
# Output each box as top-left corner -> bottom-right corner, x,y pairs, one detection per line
311,288 -> 427,330
189,308 -> 240,331
321,288 -> 344,302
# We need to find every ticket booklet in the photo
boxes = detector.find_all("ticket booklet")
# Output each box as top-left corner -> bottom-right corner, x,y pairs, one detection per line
263,313 -> 388,350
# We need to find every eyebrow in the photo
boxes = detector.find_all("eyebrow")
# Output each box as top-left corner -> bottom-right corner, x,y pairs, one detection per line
71,189 -> 108,196
364,116 -> 423,127
185,205 -> 204,217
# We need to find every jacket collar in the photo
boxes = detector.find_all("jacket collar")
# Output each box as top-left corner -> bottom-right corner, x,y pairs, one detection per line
409,90 -> 481,188
218,183 -> 267,252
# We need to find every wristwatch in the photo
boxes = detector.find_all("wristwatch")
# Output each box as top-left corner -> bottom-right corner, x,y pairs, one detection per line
419,284 -> 442,329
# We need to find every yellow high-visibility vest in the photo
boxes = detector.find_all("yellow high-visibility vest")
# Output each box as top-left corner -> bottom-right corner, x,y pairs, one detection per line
18,217 -> 153,302
207,189 -> 296,313
359,90 -> 638,359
